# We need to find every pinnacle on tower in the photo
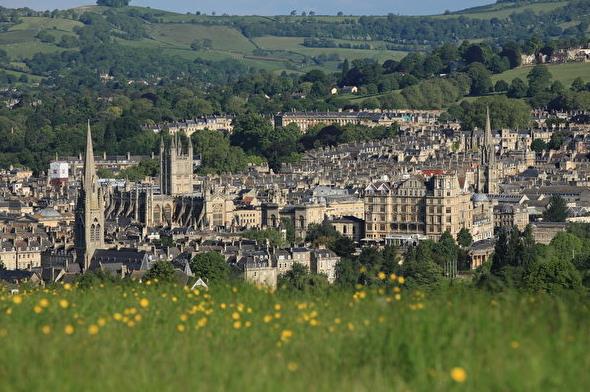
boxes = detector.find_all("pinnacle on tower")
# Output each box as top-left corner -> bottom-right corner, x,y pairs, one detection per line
484,105 -> 492,146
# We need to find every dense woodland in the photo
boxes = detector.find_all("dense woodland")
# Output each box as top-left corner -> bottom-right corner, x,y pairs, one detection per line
0,1 -> 589,172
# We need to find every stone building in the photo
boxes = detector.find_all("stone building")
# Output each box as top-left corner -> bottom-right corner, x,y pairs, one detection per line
364,173 -> 473,241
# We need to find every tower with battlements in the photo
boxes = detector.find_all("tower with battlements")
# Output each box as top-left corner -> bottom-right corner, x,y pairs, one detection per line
160,133 -> 194,196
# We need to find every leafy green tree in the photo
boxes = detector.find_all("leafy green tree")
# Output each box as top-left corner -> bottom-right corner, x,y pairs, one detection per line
242,229 -> 286,248
508,78 -> 528,98
332,236 -> 355,258
494,80 -> 509,93
144,260 -> 176,283
190,252 -> 230,283
457,228 -> 473,248
467,62 -> 492,96
571,77 -> 586,92
531,139 -> 547,153
335,258 -> 361,288
527,64 -> 552,97
543,195 -> 569,222
97,0 -> 130,6
278,263 -> 329,292
525,247 -> 582,292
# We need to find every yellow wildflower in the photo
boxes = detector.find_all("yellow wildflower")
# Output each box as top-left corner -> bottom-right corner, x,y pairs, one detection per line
233,321 -> 242,329
398,276 -> 405,285
196,317 -> 208,328
377,271 -> 386,280
97,318 -> 107,327
280,329 -> 293,342
63,283 -> 72,291
33,305 -> 43,314
39,298 -> 50,308
287,362 -> 299,372
139,298 -> 149,308
88,324 -> 99,335
64,324 -> 75,335
41,325 -> 51,335
59,299 -> 69,309
263,315 -> 273,323
450,367 -> 467,383
232,312 -> 241,320
12,295 -> 22,305
113,313 -> 123,321
177,324 -> 186,333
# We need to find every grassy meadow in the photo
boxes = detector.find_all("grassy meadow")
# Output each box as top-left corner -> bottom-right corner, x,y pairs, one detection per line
492,62 -> 590,88
1,278 -> 589,391
434,1 -> 568,20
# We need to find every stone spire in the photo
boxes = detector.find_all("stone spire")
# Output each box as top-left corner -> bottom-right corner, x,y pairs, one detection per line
74,120 -> 105,271
84,120 -> 96,190
484,105 -> 492,146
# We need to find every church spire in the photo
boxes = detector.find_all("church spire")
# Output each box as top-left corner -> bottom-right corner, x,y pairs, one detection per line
75,120 -> 105,271
84,120 -> 96,189
484,105 -> 492,147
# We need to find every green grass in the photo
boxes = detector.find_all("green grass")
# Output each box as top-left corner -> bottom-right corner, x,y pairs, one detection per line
147,24 -> 257,52
435,1 -> 569,19
492,62 -> 590,87
1,281 -> 589,391
253,36 -> 408,63
9,16 -> 83,32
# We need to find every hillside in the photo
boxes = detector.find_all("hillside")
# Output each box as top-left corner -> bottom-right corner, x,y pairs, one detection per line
1,1 -> 587,82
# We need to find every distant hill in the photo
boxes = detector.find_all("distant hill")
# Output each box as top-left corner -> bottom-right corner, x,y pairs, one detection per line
0,1 -> 587,82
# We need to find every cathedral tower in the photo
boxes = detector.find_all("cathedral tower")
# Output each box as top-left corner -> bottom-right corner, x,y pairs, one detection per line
75,121 -> 105,271
159,132 -> 194,195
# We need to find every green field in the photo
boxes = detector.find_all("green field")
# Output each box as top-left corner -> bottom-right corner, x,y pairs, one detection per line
435,1 -> 569,19
8,16 -> 83,32
1,280 -> 589,391
493,62 -> 590,87
253,36 -> 408,63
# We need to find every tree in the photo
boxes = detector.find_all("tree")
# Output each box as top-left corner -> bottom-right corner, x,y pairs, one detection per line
543,195 -> 568,222
278,263 -> 329,292
457,228 -> 473,248
508,78 -> 528,98
571,77 -> 586,92
96,0 -> 130,6
190,252 -> 229,284
467,62 -> 492,96
144,260 -> 176,283
494,80 -> 509,93
531,138 -> 547,154
527,64 -> 552,97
